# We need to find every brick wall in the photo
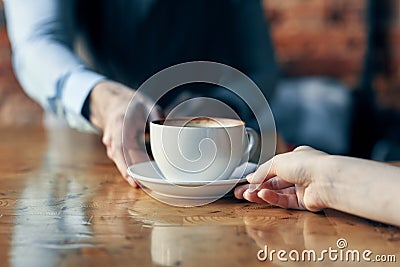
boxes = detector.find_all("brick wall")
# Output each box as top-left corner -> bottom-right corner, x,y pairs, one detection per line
264,0 -> 366,87
0,0 -> 398,126
263,0 -> 400,110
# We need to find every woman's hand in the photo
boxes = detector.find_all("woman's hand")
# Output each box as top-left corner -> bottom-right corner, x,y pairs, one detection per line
235,146 -> 330,211
236,145 -> 400,226
89,81 -> 162,187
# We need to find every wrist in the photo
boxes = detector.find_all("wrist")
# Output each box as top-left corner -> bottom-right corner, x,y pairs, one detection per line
89,81 -> 116,130
314,155 -> 344,210
89,81 -> 138,130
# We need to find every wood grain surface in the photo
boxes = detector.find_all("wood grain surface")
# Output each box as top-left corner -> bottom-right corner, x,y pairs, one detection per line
0,126 -> 398,266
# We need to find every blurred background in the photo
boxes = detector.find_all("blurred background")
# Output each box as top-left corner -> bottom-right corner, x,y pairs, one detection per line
0,0 -> 43,125
0,0 -> 399,159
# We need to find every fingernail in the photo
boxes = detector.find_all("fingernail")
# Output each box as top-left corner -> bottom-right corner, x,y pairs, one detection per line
234,189 -> 243,199
246,173 -> 254,182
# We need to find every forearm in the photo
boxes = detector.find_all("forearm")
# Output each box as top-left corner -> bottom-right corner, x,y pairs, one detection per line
323,155 -> 400,226
4,0 -> 104,132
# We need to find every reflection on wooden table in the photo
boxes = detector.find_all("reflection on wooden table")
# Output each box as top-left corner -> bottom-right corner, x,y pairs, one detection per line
0,127 -> 399,266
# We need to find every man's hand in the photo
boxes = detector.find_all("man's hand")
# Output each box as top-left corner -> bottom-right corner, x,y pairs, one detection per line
89,81 -> 162,187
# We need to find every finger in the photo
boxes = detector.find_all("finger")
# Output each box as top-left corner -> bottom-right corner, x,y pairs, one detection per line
264,176 -> 294,190
273,187 -> 296,195
109,141 -> 138,188
246,156 -> 278,184
102,131 -> 112,146
243,189 -> 270,204
293,145 -> 314,152
234,184 -> 250,199
247,152 -> 302,185
114,149 -> 134,185
247,182 -> 296,195
257,189 -> 303,210
126,125 -> 150,164
123,106 -> 149,160
237,183 -> 292,201
254,186 -> 296,195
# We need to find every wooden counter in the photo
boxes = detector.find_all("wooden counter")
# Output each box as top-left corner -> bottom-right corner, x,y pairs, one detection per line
0,127 -> 399,266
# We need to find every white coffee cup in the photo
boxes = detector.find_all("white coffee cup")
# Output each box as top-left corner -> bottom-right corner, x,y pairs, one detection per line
150,117 -> 258,182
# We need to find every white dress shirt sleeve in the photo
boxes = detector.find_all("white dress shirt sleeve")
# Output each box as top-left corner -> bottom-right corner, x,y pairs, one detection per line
4,0 -> 105,132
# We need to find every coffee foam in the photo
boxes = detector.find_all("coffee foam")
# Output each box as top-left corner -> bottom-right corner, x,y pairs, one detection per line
162,117 -> 242,128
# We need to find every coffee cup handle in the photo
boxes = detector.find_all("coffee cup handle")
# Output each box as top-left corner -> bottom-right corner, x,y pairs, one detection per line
239,128 -> 259,165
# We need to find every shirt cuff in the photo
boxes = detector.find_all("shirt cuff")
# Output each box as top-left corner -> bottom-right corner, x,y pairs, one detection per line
61,67 -> 106,116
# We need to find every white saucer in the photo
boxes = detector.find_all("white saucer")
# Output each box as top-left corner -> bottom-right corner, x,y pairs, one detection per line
127,161 -> 257,201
